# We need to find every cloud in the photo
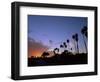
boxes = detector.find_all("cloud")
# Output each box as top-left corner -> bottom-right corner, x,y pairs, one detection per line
28,37 -> 50,57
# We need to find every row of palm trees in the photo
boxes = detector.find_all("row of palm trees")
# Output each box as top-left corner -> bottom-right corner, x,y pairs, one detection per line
53,26 -> 87,55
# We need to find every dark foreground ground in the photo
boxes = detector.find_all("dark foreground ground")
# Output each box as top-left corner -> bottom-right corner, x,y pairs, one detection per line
28,53 -> 87,67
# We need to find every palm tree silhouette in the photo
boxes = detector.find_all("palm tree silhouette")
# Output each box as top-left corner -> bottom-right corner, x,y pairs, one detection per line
63,42 -> 67,51
67,39 -> 69,43
81,26 -> 87,53
81,26 -> 87,38
72,34 -> 79,54
72,35 -> 77,53
67,39 -> 70,51
60,44 -> 63,48
75,33 -> 79,54
70,48 -> 72,51
53,48 -> 59,55
60,44 -> 64,53
84,26 -> 87,38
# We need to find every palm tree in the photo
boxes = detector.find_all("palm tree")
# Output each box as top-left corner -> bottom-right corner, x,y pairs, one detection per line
74,33 -> 79,54
84,26 -> 87,38
60,44 -> 64,53
72,34 -> 79,54
63,42 -> 67,51
67,39 -> 70,51
81,26 -> 87,53
72,35 -> 77,53
67,39 -> 69,43
70,48 -> 72,51
53,48 -> 59,55
81,26 -> 87,38
60,44 -> 63,48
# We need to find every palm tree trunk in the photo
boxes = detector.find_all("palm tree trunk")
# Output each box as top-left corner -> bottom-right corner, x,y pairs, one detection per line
67,43 -> 69,52
73,41 -> 76,54
77,42 -> 79,54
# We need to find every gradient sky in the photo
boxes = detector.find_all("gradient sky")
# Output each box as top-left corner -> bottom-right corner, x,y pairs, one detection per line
28,15 -> 87,57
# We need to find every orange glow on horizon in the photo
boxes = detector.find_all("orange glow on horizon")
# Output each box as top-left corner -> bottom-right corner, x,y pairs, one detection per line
28,49 -> 44,58
32,51 -> 42,57
28,48 -> 54,58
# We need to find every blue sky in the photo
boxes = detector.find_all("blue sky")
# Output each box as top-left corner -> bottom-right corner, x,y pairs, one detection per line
28,15 -> 87,57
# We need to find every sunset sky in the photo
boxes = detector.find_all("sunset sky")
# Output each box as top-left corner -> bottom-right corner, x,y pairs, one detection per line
28,15 -> 87,57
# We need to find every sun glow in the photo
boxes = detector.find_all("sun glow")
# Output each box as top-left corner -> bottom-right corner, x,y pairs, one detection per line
31,51 -> 42,57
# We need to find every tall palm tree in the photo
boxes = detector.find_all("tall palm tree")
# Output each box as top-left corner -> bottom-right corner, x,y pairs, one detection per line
67,39 -> 70,51
72,35 -> 77,54
81,26 -> 87,53
74,33 -> 79,54
72,34 -> 79,54
60,44 -> 64,53
84,26 -> 87,38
